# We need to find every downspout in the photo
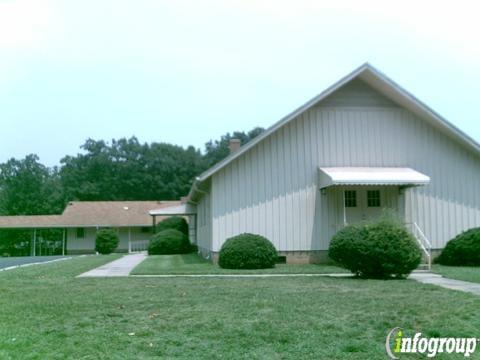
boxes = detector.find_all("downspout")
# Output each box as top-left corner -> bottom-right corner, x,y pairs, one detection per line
188,178 -> 208,256
192,178 -> 209,196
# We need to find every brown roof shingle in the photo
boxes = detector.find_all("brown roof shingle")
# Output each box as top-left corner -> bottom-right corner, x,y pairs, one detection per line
0,215 -> 64,229
0,201 -> 181,228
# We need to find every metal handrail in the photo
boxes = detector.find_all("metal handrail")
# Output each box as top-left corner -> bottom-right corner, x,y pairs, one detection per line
129,239 -> 150,253
405,222 -> 432,270
413,222 -> 432,250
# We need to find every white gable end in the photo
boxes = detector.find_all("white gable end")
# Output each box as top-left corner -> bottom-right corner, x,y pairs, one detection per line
192,64 -> 480,259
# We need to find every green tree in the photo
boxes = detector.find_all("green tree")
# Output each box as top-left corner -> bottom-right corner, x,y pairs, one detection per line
0,155 -> 64,256
0,128 -> 264,210
0,154 -> 64,215
60,137 -> 204,201
203,127 -> 264,168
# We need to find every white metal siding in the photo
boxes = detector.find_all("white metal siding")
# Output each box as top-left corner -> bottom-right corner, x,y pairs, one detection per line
67,227 -> 149,252
66,228 -> 96,251
118,227 -> 150,250
208,81 -> 480,251
196,185 -> 212,253
321,78 -> 399,108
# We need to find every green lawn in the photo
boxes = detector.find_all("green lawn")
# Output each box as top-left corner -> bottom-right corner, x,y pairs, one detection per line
433,264 -> 480,284
1,255 -> 480,359
131,253 -> 349,275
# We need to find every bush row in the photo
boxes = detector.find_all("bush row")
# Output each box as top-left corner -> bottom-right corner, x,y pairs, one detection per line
98,213 -> 480,273
95,216 -> 192,255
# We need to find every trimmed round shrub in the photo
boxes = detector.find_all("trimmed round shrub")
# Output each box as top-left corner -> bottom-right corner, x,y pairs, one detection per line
218,233 -> 278,269
95,229 -> 119,254
329,219 -> 422,278
436,228 -> 480,266
148,229 -> 191,255
156,216 -> 189,238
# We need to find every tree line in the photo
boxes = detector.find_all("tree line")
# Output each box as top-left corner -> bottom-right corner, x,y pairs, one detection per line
0,127 -> 264,216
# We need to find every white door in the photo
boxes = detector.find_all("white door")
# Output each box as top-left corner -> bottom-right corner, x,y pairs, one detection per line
344,188 -> 383,224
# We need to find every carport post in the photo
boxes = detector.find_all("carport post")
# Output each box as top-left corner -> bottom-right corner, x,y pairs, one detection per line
33,229 -> 36,257
152,215 -> 156,234
128,227 -> 132,253
62,228 -> 66,256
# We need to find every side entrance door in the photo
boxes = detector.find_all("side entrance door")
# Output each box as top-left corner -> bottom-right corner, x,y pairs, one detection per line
344,188 -> 383,225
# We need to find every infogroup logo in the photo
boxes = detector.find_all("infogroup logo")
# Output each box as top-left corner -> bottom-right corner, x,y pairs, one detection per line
386,327 -> 478,358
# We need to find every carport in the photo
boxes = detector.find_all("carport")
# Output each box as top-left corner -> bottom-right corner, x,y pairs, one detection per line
0,215 -> 67,256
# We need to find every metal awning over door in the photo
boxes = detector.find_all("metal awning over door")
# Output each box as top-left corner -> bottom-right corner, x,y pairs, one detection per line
318,167 -> 430,189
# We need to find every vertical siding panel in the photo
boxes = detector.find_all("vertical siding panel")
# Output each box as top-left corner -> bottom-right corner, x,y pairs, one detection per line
308,112 -> 317,248
226,165 -> 233,238
260,141 -> 267,238
322,110 -> 329,165
253,147 -> 260,234
246,151 -> 254,238
304,115 -> 313,249
293,118 -> 300,249
258,141 -> 264,237
283,125 -> 291,250
280,127 -> 288,250
240,154 -> 247,233
292,118 -> 299,249
264,137 -> 272,241
272,132 -> 280,247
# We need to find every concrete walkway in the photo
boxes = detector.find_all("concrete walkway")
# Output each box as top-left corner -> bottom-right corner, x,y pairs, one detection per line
77,253 -> 146,277
409,272 -> 480,295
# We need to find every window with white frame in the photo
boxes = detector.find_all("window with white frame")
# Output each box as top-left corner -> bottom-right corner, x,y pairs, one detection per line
367,190 -> 381,207
344,190 -> 357,207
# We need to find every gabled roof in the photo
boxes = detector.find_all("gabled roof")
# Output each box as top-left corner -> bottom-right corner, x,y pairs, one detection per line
188,63 -> 480,200
0,201 -> 181,228
0,215 -> 64,229
60,201 -> 181,227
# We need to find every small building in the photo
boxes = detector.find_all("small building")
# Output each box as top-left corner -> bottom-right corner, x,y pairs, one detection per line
0,201 -> 180,255
169,63 -> 480,264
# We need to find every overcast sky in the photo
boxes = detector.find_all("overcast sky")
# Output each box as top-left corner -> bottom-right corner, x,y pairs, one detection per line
1,0 -> 479,166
